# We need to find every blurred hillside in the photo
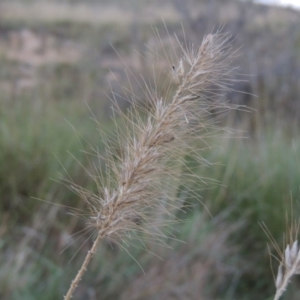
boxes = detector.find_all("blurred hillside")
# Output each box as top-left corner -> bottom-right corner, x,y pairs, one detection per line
1,1 -> 300,299
1,0 -> 300,122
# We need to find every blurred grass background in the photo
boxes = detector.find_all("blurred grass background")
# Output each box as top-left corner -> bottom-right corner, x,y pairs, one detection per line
1,0 -> 300,299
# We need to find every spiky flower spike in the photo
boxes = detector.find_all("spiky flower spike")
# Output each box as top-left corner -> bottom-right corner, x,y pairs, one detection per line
64,32 -> 238,300
274,241 -> 300,300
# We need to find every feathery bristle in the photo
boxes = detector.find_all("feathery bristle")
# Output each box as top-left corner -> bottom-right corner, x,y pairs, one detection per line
64,31 -> 239,300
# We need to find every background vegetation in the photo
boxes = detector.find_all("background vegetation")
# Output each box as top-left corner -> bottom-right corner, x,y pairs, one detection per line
1,0 -> 300,299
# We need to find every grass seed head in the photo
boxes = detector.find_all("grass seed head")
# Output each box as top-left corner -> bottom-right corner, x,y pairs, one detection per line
64,30 -> 240,300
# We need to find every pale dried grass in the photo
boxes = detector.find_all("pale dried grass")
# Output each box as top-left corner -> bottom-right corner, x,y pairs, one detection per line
274,240 -> 300,300
263,216 -> 300,300
63,31 -> 239,299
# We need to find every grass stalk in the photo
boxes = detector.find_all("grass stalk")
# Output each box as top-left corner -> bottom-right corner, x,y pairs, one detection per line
63,31 -> 237,299
273,241 -> 300,300
64,232 -> 103,300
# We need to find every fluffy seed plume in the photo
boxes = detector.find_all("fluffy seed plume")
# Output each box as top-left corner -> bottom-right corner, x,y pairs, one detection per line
274,240 -> 300,300
263,214 -> 300,300
64,32 -> 238,300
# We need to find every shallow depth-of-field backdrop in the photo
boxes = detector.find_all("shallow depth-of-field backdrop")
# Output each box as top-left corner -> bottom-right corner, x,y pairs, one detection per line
1,0 -> 300,299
